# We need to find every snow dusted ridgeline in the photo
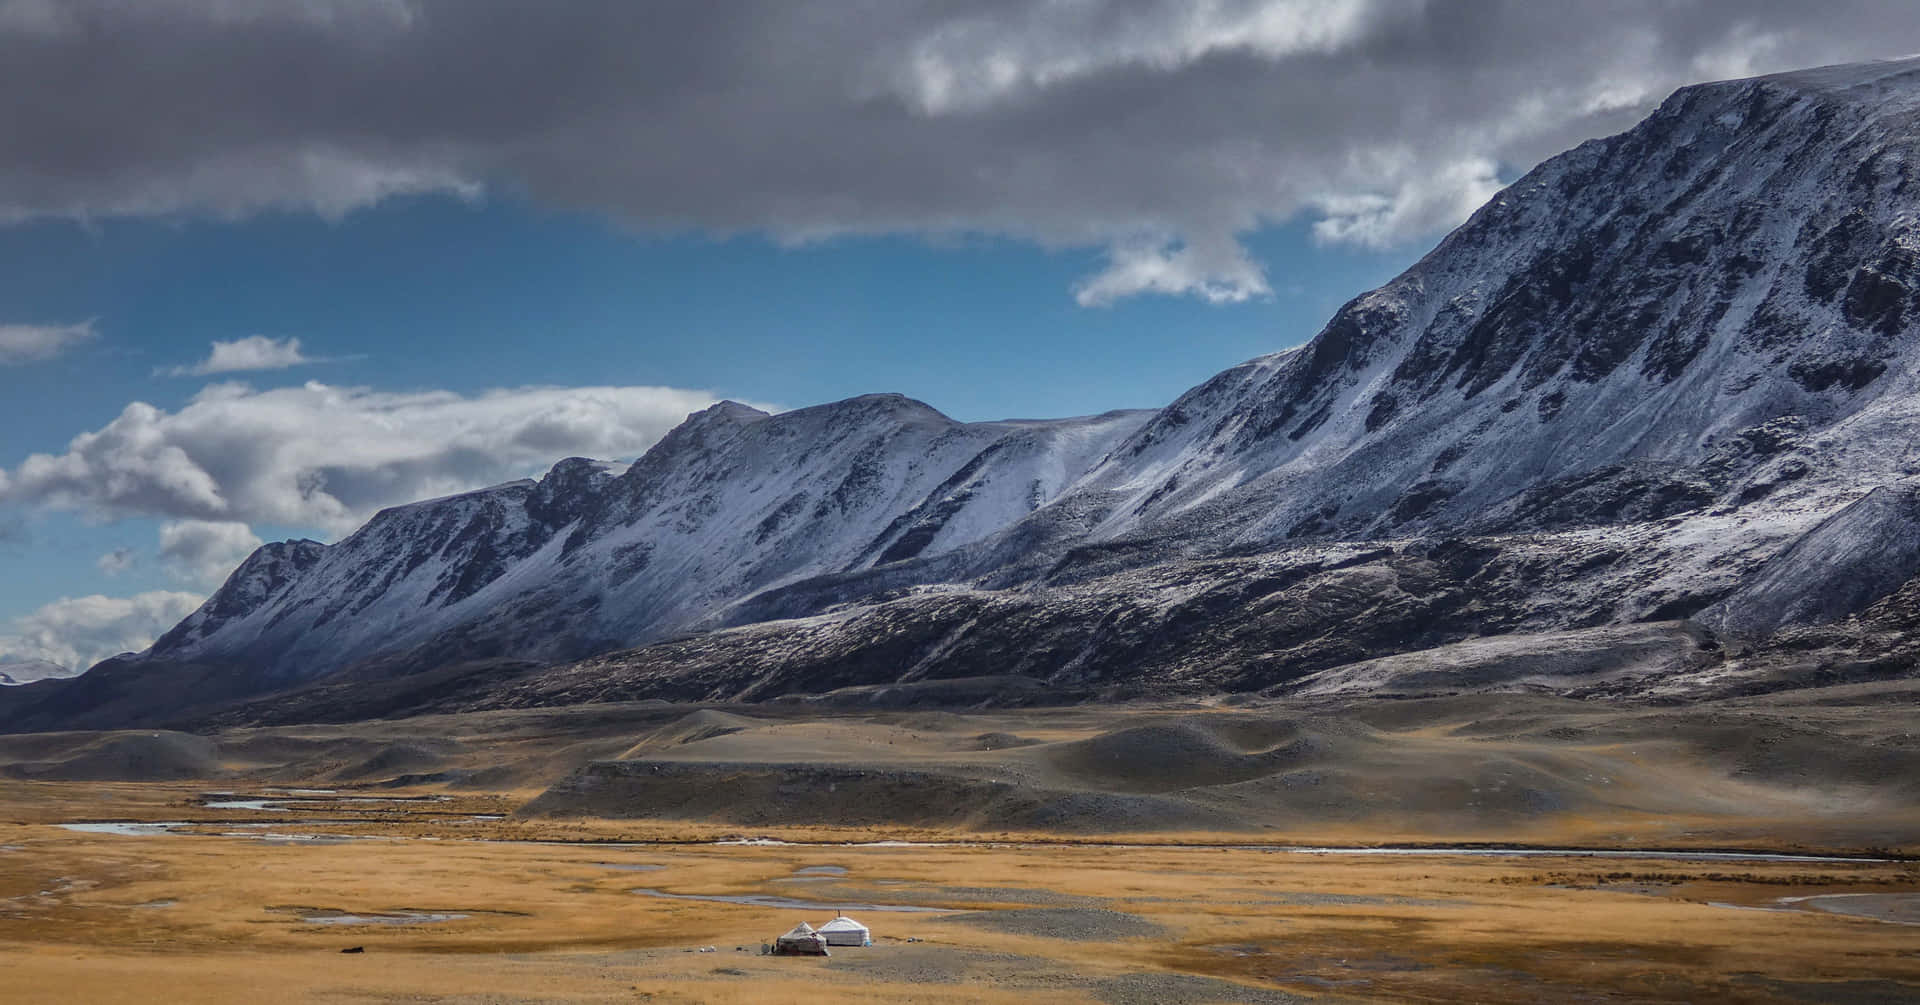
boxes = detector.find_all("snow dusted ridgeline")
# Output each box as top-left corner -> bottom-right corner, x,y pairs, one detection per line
1072,56 -> 1920,550
17,57 -> 1920,723
718,56 -> 1920,641
141,396 -> 1153,682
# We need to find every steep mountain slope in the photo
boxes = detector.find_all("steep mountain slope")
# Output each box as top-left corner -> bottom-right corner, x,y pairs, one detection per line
13,57 -> 1920,729
690,56 -> 1920,641
1067,56 -> 1920,547
140,396 -> 1153,683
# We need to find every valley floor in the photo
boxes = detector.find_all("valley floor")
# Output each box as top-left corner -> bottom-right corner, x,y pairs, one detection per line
2,689 -> 1918,1002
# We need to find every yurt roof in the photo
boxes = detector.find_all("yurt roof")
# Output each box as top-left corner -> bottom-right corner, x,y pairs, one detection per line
819,916 -> 868,932
779,922 -> 818,938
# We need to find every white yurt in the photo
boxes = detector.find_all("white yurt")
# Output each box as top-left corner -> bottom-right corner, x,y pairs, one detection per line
818,913 -> 871,947
773,920 -> 829,956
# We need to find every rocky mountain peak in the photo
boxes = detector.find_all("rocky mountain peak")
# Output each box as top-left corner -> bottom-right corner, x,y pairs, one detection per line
1064,56 -> 1920,554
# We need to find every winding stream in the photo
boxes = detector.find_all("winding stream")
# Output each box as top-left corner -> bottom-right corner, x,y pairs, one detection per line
50,821 -> 1895,864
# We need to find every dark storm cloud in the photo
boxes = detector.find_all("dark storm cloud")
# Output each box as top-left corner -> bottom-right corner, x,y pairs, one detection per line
3,0 -> 1916,302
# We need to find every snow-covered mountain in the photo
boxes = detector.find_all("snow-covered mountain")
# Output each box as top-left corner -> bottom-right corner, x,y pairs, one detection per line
1069,55 -> 1920,547
144,395 -> 1152,681
29,56 -> 1920,720
726,55 -> 1920,636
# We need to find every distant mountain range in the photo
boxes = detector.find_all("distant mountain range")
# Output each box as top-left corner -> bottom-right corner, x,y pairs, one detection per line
11,56 -> 1920,730
0,660 -> 77,687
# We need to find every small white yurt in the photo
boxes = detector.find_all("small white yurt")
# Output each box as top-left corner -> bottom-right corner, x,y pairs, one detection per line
773,920 -> 829,956
818,912 -> 871,947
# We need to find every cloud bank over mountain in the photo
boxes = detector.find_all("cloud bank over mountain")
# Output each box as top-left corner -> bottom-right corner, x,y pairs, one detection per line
0,381 -> 738,534
0,590 -> 204,671
3,1 -> 1914,302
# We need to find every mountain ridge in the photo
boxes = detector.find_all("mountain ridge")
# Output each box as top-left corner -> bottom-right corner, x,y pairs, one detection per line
12,56 -> 1920,729
135,393 -> 1158,688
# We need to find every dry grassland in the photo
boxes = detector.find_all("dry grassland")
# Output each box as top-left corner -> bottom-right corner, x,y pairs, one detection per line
3,780 -> 1918,1003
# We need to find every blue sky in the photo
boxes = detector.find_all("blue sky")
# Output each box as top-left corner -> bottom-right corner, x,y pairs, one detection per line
2,1 -> 1914,670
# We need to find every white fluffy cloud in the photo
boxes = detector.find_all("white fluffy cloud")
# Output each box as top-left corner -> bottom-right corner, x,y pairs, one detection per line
0,320 -> 97,364
884,0 -> 1396,115
1,3 -> 1913,303
95,547 -> 136,576
0,381 -> 742,534
0,590 -> 206,671
161,335 -> 320,377
88,522 -> 264,586
1311,156 -> 1507,250
158,519 -> 264,585
1074,231 -> 1274,306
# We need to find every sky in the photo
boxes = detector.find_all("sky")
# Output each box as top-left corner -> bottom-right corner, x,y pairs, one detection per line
2,1 -> 1919,671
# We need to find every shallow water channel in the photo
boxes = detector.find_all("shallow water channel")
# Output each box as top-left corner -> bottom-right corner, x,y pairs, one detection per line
48,820 -> 1893,865
629,888 -> 949,913
298,910 -> 469,926
708,837 -> 1890,864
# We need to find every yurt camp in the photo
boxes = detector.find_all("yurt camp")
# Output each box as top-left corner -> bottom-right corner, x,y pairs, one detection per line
771,921 -> 829,956
818,913 -> 871,947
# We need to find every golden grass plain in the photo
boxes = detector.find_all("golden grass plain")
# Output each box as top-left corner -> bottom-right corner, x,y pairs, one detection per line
3,779 -> 1918,1003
